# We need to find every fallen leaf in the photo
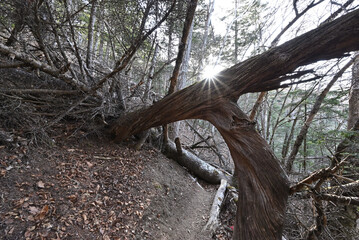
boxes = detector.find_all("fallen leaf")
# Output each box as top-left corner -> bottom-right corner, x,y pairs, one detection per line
6,165 -> 13,171
43,222 -> 53,229
35,205 -> 49,220
67,194 -> 77,203
86,161 -> 94,168
6,227 -> 14,235
13,198 -> 25,207
37,181 -> 45,188
24,230 -> 33,238
27,226 -> 36,231
29,206 -> 40,215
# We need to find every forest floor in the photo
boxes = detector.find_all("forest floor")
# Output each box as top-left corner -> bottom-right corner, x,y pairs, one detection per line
0,58 -> 235,240
0,129 -> 235,240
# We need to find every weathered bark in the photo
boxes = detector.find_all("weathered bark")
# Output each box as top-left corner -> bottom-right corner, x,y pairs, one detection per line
203,179 -> 227,233
111,10 -> 359,239
163,140 -> 230,184
206,101 -> 289,239
249,92 -> 267,121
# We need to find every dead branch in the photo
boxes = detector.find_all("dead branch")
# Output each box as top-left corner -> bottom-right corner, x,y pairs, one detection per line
174,137 -> 183,155
0,62 -> 28,68
190,136 -> 212,148
325,179 -> 359,192
185,121 -> 226,165
0,43 -> 88,92
203,179 -> 227,233
306,195 -> 326,240
290,156 -> 348,194
0,89 -> 79,95
317,193 -> 359,205
249,92 -> 267,121
163,140 -> 230,184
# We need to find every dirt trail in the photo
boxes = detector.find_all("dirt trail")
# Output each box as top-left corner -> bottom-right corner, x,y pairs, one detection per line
0,138 -> 215,240
137,148 -> 215,240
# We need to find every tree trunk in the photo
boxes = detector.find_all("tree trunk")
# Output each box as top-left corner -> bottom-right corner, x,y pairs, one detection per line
144,43 -> 159,102
206,101 -> 289,239
168,0 -> 198,94
111,10 -> 359,239
348,54 -> 359,129
234,0 -> 238,63
163,140 -> 230,184
86,0 -> 98,69
170,21 -> 194,139
166,0 -> 198,140
331,53 -> 359,239
196,0 -> 215,81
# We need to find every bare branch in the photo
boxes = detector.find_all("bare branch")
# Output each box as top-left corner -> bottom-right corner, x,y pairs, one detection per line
290,156 -> 348,194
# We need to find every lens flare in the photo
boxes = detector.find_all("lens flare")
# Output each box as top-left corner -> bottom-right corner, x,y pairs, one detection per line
202,65 -> 223,81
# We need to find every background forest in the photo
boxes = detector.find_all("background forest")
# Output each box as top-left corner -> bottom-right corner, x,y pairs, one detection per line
0,0 -> 358,239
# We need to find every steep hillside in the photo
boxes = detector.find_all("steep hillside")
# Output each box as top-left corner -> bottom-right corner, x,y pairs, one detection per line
0,133 -> 221,239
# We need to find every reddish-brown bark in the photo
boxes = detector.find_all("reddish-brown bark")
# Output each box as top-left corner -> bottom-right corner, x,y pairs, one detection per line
111,9 -> 359,239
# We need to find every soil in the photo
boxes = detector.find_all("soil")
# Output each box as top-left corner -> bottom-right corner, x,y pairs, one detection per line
0,134 -> 218,240
0,63 -> 235,240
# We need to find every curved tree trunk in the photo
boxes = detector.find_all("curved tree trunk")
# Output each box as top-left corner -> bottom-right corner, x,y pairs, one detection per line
205,100 -> 289,239
111,9 -> 359,239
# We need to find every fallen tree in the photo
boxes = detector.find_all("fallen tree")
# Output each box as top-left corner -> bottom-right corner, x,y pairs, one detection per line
163,140 -> 230,184
111,9 -> 359,239
203,179 -> 228,233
